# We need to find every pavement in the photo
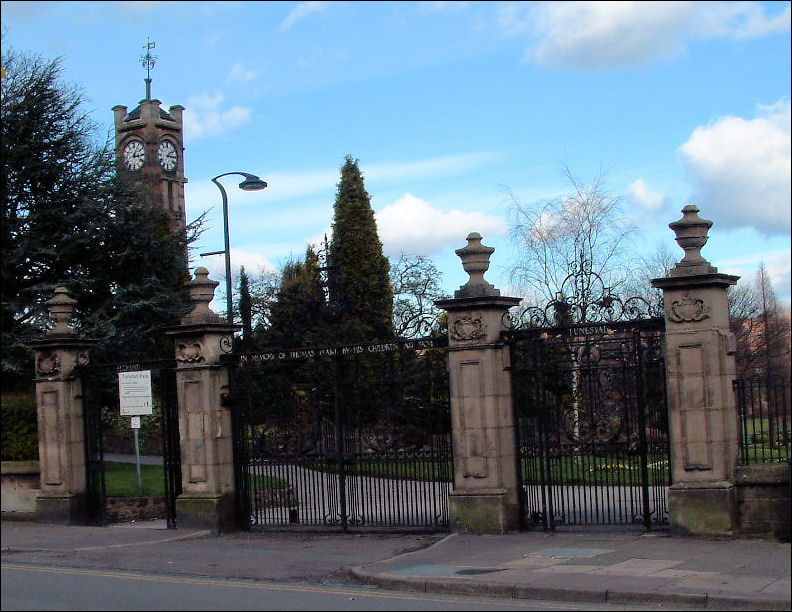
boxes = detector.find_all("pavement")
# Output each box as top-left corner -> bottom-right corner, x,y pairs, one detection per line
1,519 -> 789,610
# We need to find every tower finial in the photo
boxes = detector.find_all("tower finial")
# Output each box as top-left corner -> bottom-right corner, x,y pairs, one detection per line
140,37 -> 157,100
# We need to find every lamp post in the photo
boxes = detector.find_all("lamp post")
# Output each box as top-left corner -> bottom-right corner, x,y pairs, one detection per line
200,172 -> 268,325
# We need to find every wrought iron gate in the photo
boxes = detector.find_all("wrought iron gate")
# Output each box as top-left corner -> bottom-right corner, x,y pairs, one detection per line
80,360 -> 181,527
505,278 -> 669,530
226,338 -> 452,532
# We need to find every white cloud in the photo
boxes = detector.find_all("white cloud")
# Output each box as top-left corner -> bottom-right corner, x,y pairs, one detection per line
279,1 -> 330,32
627,179 -> 665,211
677,100 -> 791,235
499,1 -> 790,70
183,92 -> 251,140
692,1 -> 791,40
227,63 -> 258,85
1,0 -> 60,23
376,193 -> 505,256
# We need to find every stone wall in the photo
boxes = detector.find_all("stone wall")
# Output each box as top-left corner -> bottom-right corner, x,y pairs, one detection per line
735,463 -> 791,541
105,496 -> 167,523
1,460 -> 40,519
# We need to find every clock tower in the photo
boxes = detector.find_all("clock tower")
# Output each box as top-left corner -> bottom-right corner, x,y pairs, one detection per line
112,40 -> 187,234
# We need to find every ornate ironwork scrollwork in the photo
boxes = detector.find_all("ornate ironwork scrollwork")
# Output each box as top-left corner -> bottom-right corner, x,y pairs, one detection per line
507,260 -> 660,330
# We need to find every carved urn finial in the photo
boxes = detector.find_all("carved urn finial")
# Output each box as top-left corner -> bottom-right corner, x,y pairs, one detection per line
185,267 -> 223,324
454,232 -> 500,298
47,286 -> 77,336
668,205 -> 716,275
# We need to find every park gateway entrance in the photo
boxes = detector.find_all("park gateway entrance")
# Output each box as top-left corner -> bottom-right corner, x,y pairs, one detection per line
78,359 -> 182,528
224,337 -> 453,532
504,274 -> 670,531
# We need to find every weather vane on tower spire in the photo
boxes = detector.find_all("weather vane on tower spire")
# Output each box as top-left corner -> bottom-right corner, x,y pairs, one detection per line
140,37 -> 157,100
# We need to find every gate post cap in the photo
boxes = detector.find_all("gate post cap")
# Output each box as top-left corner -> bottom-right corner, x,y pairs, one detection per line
47,286 -> 78,336
184,267 -> 223,324
454,232 -> 499,298
668,205 -> 717,275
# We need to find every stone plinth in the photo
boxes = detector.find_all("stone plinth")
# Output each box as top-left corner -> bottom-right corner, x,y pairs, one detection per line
436,233 -> 522,533
28,287 -> 97,525
164,268 -> 239,533
652,206 -> 740,537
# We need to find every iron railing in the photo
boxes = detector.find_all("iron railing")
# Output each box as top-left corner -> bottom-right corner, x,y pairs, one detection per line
509,324 -> 670,530
226,338 -> 453,532
734,379 -> 791,465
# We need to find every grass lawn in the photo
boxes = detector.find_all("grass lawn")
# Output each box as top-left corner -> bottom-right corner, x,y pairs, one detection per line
104,462 -> 291,497
104,462 -> 164,497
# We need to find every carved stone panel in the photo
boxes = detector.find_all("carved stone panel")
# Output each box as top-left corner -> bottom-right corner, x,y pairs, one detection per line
40,389 -> 63,486
676,343 -> 713,471
451,315 -> 487,343
183,379 -> 207,484
176,339 -> 204,363
37,352 -> 61,377
669,292 -> 710,323
458,360 -> 488,479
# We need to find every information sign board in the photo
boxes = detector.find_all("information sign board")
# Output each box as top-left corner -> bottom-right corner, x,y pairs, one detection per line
118,370 -> 153,416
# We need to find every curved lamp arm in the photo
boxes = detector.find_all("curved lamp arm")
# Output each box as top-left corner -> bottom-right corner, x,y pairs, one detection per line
206,172 -> 268,325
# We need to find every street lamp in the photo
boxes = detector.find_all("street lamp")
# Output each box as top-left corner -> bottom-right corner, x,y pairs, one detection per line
200,172 -> 268,325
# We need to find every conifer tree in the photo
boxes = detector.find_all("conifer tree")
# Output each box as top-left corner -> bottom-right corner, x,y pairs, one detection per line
1,47 -> 199,388
237,266 -> 253,349
328,156 -> 393,342
263,246 -> 326,347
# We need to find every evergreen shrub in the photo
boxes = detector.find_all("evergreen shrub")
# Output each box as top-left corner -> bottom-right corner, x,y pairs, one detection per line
1,393 -> 38,461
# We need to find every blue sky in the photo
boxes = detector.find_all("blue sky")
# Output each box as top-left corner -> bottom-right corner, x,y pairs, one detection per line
3,1 -> 790,304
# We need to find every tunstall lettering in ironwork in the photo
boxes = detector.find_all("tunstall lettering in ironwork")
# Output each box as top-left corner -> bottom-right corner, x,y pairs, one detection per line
239,337 -> 446,365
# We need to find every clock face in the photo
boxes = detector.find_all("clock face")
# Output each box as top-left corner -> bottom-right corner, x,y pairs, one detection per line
122,140 -> 146,171
158,140 -> 178,172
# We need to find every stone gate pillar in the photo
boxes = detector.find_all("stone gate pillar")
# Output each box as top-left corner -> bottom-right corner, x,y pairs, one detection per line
436,233 -> 522,533
164,268 -> 239,533
651,206 -> 740,536
29,287 -> 96,524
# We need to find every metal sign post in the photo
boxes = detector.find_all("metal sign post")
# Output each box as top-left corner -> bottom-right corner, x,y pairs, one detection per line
131,416 -> 142,496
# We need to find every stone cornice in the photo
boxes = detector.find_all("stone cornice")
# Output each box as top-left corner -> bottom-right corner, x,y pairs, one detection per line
651,272 -> 739,291
435,295 -> 521,312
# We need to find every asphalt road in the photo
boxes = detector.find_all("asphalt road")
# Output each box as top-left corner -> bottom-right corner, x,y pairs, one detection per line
1,563 -> 698,611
